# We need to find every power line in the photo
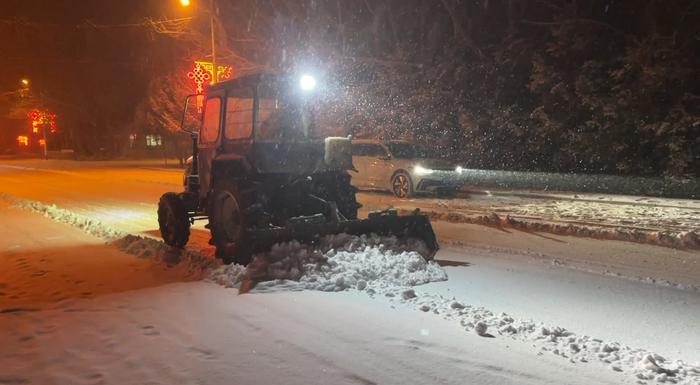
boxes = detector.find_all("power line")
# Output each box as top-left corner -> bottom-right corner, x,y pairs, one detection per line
0,17 -> 192,30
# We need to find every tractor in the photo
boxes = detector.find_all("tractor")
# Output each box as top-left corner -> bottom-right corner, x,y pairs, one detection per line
157,72 -> 438,265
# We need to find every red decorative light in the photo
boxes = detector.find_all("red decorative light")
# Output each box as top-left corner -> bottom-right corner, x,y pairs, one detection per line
188,62 -> 211,95
187,61 -> 233,112
188,63 -> 211,112
27,110 -> 57,134
17,136 -> 29,146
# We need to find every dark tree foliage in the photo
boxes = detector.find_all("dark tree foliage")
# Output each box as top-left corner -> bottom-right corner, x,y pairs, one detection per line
2,0 -> 698,176
205,0 -> 698,176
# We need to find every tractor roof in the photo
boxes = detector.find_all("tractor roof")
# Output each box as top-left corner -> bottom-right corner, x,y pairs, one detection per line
206,71 -> 281,92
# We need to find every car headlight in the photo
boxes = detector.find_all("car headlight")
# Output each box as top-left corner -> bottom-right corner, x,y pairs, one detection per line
455,166 -> 463,174
414,165 -> 434,175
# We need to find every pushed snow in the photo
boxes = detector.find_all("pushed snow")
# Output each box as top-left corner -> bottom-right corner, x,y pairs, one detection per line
380,286 -> 700,384
112,234 -> 214,277
2,193 -> 125,240
210,233 -> 447,293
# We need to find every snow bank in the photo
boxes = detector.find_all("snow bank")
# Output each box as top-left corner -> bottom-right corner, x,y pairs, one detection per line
401,208 -> 700,250
1,193 -> 215,278
210,233 -> 447,293
112,234 -> 214,278
383,287 -> 700,384
2,193 -> 125,240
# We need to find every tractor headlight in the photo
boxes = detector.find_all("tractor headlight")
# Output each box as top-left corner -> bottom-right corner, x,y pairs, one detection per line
455,166 -> 463,174
414,165 -> 434,175
300,74 -> 316,91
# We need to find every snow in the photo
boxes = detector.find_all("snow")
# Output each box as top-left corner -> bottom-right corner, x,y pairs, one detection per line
3,160 -> 700,385
386,199 -> 700,250
210,233 -> 447,293
360,189 -> 700,249
378,281 -> 700,384
2,192 -> 126,240
0,283 -> 628,385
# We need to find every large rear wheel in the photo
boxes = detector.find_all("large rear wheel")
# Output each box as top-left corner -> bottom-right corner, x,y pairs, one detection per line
208,187 -> 252,265
158,192 -> 191,248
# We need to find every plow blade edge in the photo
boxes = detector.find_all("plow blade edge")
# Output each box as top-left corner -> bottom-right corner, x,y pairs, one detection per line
246,210 -> 439,260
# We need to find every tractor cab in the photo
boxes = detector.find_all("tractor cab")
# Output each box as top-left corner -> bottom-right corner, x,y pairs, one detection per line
184,72 -> 352,201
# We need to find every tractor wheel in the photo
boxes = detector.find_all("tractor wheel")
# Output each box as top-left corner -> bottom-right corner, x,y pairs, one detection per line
335,172 -> 360,220
208,187 -> 252,265
391,172 -> 413,198
158,192 -> 191,248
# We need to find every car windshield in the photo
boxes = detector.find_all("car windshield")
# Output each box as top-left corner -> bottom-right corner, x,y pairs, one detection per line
387,143 -> 430,159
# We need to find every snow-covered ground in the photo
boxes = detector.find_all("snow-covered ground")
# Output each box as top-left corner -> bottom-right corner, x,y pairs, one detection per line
2,159 -> 700,384
360,191 -> 700,249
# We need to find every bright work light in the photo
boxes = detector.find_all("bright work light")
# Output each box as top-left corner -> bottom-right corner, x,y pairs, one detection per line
300,75 -> 316,91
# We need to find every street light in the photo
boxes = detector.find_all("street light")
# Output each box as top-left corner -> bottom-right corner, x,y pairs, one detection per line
20,79 -> 30,86
179,0 -> 218,83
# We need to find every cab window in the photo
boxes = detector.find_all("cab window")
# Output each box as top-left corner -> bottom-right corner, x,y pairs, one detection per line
225,88 -> 254,140
225,98 -> 253,139
201,97 -> 221,143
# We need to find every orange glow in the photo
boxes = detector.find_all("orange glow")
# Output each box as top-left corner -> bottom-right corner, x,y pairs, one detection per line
38,139 -> 46,146
17,136 -> 29,146
27,109 -> 57,134
179,0 -> 191,6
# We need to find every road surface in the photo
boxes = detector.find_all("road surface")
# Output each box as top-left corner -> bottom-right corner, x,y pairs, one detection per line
1,159 -> 699,385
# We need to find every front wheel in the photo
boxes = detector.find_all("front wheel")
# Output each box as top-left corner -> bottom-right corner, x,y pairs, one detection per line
158,192 -> 191,248
391,172 -> 414,198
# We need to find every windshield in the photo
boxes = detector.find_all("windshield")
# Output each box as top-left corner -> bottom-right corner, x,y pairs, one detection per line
256,79 -> 314,140
387,143 -> 431,159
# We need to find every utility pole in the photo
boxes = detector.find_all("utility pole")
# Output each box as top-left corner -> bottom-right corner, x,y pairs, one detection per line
42,125 -> 48,159
210,0 -> 217,83
180,0 -> 218,83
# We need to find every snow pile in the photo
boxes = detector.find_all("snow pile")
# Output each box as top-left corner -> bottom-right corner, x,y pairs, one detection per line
401,208 -> 700,250
2,193 -> 215,278
386,288 -> 700,384
210,233 -> 447,293
1,193 -> 125,240
112,234 -> 214,278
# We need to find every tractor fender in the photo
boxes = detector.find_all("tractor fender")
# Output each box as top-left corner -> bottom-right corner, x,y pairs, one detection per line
210,154 -> 253,185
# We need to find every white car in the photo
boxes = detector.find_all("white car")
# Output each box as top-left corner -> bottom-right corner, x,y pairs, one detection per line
351,139 -> 463,198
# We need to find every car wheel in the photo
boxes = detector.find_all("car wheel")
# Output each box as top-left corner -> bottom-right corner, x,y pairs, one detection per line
391,172 -> 413,198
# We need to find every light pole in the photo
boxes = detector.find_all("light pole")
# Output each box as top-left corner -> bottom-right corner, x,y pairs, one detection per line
19,79 -> 48,159
180,0 -> 218,83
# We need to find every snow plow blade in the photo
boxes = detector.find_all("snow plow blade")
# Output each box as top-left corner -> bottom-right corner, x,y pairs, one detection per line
246,209 -> 439,260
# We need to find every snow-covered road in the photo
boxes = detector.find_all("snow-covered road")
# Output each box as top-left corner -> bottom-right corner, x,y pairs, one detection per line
1,159 -> 699,384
